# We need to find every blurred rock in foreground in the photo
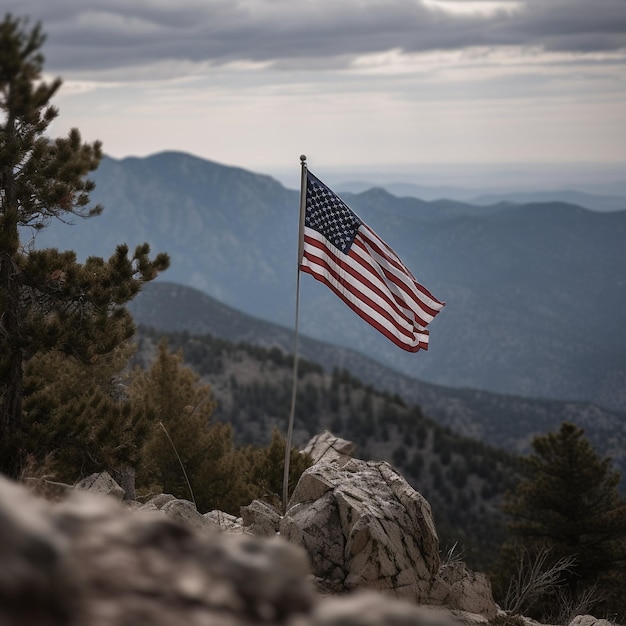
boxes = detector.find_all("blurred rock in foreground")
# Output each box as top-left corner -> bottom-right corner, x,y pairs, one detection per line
0,473 -> 463,626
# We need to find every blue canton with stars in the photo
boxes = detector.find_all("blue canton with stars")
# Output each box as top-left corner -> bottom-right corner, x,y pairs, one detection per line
305,171 -> 362,254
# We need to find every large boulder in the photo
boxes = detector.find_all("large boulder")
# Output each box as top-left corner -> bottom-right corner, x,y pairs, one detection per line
281,434 -> 499,618
281,457 -> 445,602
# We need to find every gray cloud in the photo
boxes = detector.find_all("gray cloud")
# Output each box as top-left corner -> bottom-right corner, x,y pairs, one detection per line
8,0 -> 626,73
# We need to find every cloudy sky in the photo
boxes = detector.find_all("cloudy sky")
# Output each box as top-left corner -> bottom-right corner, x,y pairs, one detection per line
7,0 -> 626,187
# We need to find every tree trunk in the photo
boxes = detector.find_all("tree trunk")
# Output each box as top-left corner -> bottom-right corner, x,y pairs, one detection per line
114,465 -> 136,501
0,252 -> 24,448
0,152 -> 24,442
0,345 -> 23,434
0,247 -> 24,476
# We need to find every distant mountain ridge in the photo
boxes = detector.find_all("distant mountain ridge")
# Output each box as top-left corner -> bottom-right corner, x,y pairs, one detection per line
336,181 -> 626,212
31,151 -> 626,410
470,190 -> 626,213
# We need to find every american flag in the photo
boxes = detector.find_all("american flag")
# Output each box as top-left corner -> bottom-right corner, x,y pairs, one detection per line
300,170 -> 445,352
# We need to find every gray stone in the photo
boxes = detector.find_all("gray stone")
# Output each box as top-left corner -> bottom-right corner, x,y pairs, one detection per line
569,616 -> 614,626
438,561 -> 498,619
302,430 -> 357,466
312,591 -> 464,626
0,476 -> 76,626
159,498 -> 216,534
204,510 -> 244,533
141,493 -> 177,509
74,471 -> 125,500
240,499 -> 282,536
280,438 -> 500,618
0,474 -> 494,626
1,475 -> 315,624
281,458 -> 443,603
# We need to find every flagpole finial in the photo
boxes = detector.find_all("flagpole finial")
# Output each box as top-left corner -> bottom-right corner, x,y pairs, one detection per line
300,154 -> 307,163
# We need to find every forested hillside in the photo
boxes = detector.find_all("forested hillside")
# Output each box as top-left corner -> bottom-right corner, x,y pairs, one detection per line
128,282 -> 626,481
134,326 -> 518,570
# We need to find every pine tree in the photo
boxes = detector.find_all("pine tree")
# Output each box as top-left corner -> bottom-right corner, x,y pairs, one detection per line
129,341 -> 313,514
0,14 -> 169,474
495,422 -> 626,619
247,428 -> 312,509
130,341 -> 218,503
129,341 -> 259,514
21,344 -> 148,485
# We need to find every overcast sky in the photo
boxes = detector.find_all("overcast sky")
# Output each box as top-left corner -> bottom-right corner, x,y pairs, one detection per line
6,0 -> 626,187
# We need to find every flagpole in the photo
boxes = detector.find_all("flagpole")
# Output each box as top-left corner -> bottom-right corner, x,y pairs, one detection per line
282,155 -> 308,514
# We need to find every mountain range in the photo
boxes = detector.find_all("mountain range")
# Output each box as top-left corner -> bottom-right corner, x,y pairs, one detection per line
30,151 -> 626,411
336,181 -> 626,213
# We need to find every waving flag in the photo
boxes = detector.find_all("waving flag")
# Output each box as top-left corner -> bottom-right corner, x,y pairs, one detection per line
300,170 -> 445,352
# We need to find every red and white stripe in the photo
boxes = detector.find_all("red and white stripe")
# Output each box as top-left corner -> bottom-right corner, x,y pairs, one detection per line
300,222 -> 445,352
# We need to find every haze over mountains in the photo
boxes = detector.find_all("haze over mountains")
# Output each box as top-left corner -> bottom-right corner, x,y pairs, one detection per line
337,182 -> 626,213
30,151 -> 626,412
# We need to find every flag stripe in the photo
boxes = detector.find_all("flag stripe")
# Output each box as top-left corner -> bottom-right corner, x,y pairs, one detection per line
304,230 -> 417,330
300,260 -> 429,352
351,237 -> 434,327
302,229 -> 430,350
301,268 -> 429,351
302,233 -> 415,340
358,225 -> 444,317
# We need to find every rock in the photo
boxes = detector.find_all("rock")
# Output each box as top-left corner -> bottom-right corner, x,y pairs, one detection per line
141,493 -> 177,509
5,428 -> 509,624
125,436 -> 498,620
280,446 -> 499,619
438,562 -> 498,619
516,616 -> 548,626
204,532 -> 313,620
569,616 -> 614,626
0,476 -> 77,626
141,494 -> 244,533
427,606 -> 491,626
0,474 -> 468,626
0,474 -> 314,625
302,430 -> 357,466
311,590 -> 464,626
241,499 -> 282,536
204,510 -> 244,533
74,471 -> 125,499
159,497 -> 217,533
281,458 -> 443,603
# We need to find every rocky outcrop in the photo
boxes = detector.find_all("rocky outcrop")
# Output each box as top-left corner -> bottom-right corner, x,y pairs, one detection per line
68,436 -> 499,620
280,453 -> 498,618
281,458 -> 442,599
4,433 -> 615,625
0,473 -> 465,626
